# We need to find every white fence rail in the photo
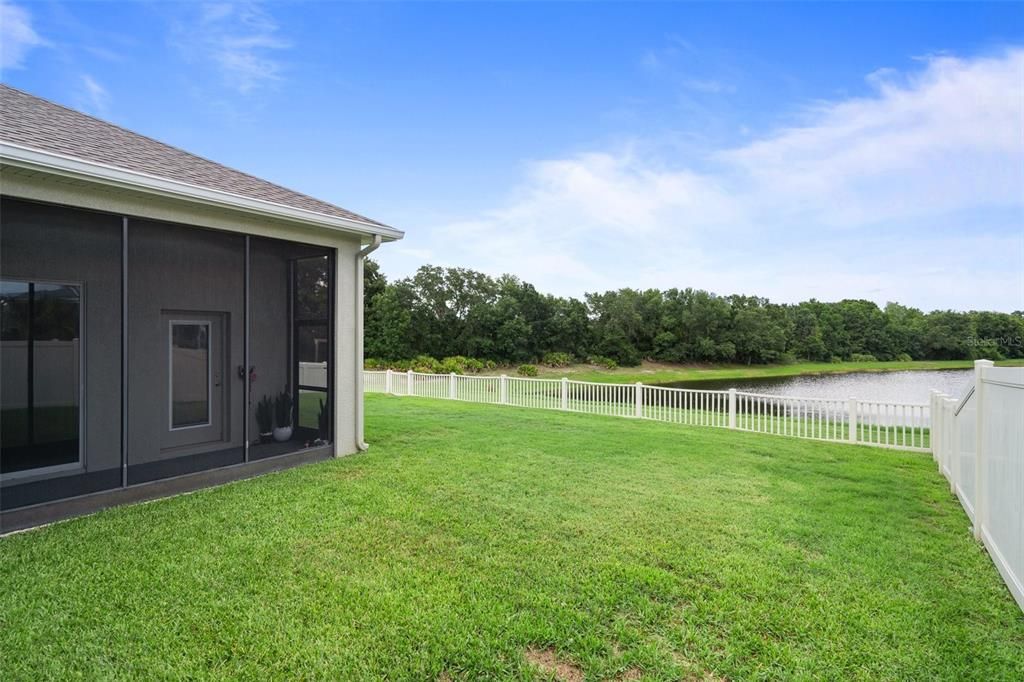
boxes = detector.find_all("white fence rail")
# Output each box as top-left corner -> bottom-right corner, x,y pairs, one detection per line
932,361 -> 1024,611
364,369 -> 930,452
299,361 -> 328,389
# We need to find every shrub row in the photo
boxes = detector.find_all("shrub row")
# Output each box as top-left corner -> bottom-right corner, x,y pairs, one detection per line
849,353 -> 878,363
364,356 -> 497,374
366,354 -> 621,374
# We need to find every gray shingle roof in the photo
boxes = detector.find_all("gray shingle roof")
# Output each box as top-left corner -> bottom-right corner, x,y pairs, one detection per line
0,84 -> 389,228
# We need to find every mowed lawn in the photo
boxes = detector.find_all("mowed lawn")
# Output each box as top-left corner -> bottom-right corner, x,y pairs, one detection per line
2,397 -> 1022,680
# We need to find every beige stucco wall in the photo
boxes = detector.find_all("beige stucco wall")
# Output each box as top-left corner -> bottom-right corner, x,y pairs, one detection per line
334,238 -> 361,455
1,167 -> 367,458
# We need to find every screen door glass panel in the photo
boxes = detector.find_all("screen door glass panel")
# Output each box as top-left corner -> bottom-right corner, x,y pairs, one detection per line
170,322 -> 210,428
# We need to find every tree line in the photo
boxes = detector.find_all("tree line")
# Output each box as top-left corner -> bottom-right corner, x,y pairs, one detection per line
364,261 -> 1024,366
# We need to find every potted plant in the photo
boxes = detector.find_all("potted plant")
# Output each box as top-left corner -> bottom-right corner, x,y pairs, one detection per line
317,397 -> 329,442
273,390 -> 293,442
255,395 -> 274,443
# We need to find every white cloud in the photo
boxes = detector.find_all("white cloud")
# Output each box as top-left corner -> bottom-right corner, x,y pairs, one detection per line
681,78 -> 735,94
383,49 -> 1024,312
0,1 -> 47,70
395,246 -> 436,262
718,50 -> 1023,228
640,36 -> 736,96
172,2 -> 289,93
83,45 -> 127,63
74,74 -> 109,115
639,50 -> 662,71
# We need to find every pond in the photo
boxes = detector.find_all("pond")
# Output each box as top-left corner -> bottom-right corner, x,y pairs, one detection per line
656,369 -> 973,405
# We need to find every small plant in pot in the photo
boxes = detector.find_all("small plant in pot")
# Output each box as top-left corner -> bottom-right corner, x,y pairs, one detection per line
255,395 -> 274,443
273,390 -> 293,442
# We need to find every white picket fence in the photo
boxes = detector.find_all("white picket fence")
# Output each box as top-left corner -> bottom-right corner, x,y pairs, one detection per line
364,369 -> 931,452
931,360 -> 1024,611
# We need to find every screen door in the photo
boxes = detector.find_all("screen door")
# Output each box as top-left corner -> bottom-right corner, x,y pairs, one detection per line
161,312 -> 226,450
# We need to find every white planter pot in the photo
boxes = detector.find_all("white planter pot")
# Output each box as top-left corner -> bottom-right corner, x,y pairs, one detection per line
272,426 -> 293,442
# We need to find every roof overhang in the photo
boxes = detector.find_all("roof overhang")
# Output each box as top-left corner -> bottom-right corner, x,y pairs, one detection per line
0,141 -> 403,242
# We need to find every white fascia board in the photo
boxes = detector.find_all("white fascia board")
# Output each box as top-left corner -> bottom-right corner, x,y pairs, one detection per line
0,142 -> 404,242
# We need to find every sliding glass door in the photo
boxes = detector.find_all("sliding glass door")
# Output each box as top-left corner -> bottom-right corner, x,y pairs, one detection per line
0,280 -> 82,475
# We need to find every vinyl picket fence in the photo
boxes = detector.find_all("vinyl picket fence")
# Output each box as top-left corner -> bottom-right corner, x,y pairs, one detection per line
931,361 -> 1024,611
364,369 -> 931,451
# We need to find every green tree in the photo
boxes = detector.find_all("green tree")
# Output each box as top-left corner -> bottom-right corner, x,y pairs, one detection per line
365,284 -> 415,359
788,303 -> 828,361
363,261 -> 1018,366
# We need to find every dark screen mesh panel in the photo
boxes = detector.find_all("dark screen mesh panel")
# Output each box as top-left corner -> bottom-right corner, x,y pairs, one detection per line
0,198 -> 122,510
250,240 -> 333,458
125,220 -> 245,485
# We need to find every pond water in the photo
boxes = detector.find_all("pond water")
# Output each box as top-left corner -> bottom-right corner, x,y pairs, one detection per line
657,369 -> 973,405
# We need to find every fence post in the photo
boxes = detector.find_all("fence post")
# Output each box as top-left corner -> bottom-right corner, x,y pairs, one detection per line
728,389 -> 737,429
942,391 -> 954,476
945,395 -> 955,481
973,359 -> 994,541
449,372 -> 457,400
847,398 -> 857,443
932,390 -> 947,468
385,369 -> 392,394
561,378 -> 569,411
941,391 -> 951,473
942,392 -> 954,476
946,397 -> 957,494
499,374 -> 508,405
635,382 -> 643,418
406,369 -> 413,396
929,390 -> 938,462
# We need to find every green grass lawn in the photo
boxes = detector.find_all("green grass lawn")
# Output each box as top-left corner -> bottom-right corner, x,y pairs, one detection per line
485,358 -> 1024,385
298,389 -> 327,431
2,396 -> 1022,680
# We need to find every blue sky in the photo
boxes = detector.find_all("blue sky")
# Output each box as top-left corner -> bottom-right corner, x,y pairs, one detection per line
2,1 -> 1022,312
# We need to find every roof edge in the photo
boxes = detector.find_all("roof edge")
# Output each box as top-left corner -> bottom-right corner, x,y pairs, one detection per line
0,141 -> 404,242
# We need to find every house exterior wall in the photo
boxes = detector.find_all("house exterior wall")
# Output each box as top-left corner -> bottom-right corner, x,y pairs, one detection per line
1,172 -> 366,458
1,171 -> 368,523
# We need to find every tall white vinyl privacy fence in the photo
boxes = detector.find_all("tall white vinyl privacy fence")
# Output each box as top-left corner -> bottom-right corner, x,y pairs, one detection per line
364,369 -> 931,451
931,360 -> 1024,611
